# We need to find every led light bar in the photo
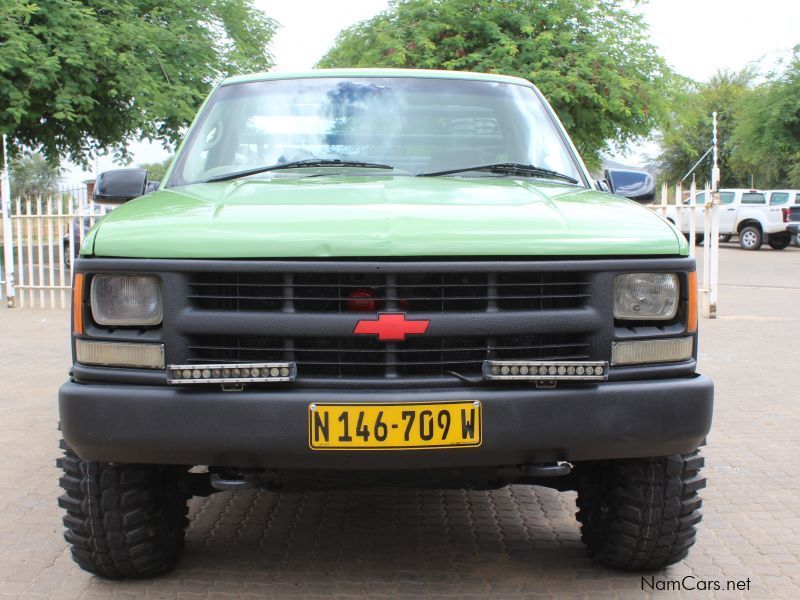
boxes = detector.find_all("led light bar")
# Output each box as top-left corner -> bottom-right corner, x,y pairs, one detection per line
76,339 -> 165,369
483,360 -> 608,381
167,362 -> 296,385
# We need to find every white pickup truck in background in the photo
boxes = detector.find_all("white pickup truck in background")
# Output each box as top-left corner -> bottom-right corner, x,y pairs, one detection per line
663,189 -> 794,250
766,190 -> 800,247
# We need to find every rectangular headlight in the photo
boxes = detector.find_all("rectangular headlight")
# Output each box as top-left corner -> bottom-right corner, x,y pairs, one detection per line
76,340 -> 165,369
91,274 -> 162,326
611,337 -> 693,365
614,273 -> 679,320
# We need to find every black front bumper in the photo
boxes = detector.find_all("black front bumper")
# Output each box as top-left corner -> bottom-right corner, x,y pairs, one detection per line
60,375 -> 713,469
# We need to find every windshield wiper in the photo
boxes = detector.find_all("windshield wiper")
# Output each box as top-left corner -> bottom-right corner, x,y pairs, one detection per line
418,162 -> 579,184
204,159 -> 396,183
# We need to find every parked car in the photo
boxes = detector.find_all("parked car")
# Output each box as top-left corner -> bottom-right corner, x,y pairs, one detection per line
766,190 -> 800,246
664,188 -> 793,250
61,204 -> 111,266
59,69 -> 712,578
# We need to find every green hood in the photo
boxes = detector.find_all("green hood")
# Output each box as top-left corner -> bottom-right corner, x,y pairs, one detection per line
85,176 -> 686,258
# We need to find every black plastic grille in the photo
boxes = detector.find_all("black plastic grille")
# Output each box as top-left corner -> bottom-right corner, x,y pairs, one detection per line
187,271 -> 589,312
186,334 -> 590,378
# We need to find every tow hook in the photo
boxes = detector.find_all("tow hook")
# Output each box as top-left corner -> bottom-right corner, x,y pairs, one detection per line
209,469 -> 260,490
521,462 -> 572,477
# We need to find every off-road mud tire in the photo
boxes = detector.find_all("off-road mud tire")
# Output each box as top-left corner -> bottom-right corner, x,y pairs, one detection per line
57,440 -> 189,578
576,451 -> 705,570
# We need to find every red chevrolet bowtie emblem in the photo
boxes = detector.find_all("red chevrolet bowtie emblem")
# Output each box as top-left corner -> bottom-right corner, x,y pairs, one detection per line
354,313 -> 430,341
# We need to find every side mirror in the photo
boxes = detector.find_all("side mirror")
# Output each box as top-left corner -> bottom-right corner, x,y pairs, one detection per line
604,169 -> 655,203
93,169 -> 148,204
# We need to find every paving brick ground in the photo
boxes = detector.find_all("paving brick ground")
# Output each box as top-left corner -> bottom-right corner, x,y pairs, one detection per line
1,245 -> 799,599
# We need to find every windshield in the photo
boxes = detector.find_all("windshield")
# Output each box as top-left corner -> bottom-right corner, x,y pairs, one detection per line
168,77 -> 583,186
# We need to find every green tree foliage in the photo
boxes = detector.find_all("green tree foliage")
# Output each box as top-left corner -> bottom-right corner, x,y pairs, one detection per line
0,1 -> 278,165
8,152 -> 60,196
654,69 -> 755,187
317,0 -> 674,169
730,48 -> 800,188
138,156 -> 174,182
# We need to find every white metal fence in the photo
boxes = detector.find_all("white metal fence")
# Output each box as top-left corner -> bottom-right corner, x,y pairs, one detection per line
0,186 -> 109,308
649,181 -> 720,318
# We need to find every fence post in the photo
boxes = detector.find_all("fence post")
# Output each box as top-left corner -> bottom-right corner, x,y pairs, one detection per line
46,196 -> 55,308
68,193 -> 75,281
701,183 -> 712,316
26,198 -> 33,306
708,188 -> 719,318
14,198 -> 23,307
57,194 -> 66,309
707,111 -> 720,319
1,134 -> 15,307
688,181 -> 696,258
36,195 -> 45,308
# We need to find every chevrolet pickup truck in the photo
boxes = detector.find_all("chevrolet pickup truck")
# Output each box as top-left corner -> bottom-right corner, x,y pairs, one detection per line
664,188 -> 794,250
58,69 -> 713,578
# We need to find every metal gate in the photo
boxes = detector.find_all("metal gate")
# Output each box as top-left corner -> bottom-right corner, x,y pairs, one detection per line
1,185 -> 108,309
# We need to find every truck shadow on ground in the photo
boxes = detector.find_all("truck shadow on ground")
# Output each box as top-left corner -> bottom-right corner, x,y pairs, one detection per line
147,485 -> 650,595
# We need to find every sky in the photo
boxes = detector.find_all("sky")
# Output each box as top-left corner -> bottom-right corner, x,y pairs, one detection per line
62,0 -> 800,185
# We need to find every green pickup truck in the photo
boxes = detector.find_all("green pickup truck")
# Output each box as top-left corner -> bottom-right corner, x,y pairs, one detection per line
58,69 -> 713,578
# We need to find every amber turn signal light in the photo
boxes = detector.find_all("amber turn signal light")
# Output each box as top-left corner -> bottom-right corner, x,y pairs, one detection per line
687,271 -> 698,333
72,273 -> 84,335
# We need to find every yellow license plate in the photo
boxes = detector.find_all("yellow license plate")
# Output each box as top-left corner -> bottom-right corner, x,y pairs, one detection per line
309,401 -> 482,450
